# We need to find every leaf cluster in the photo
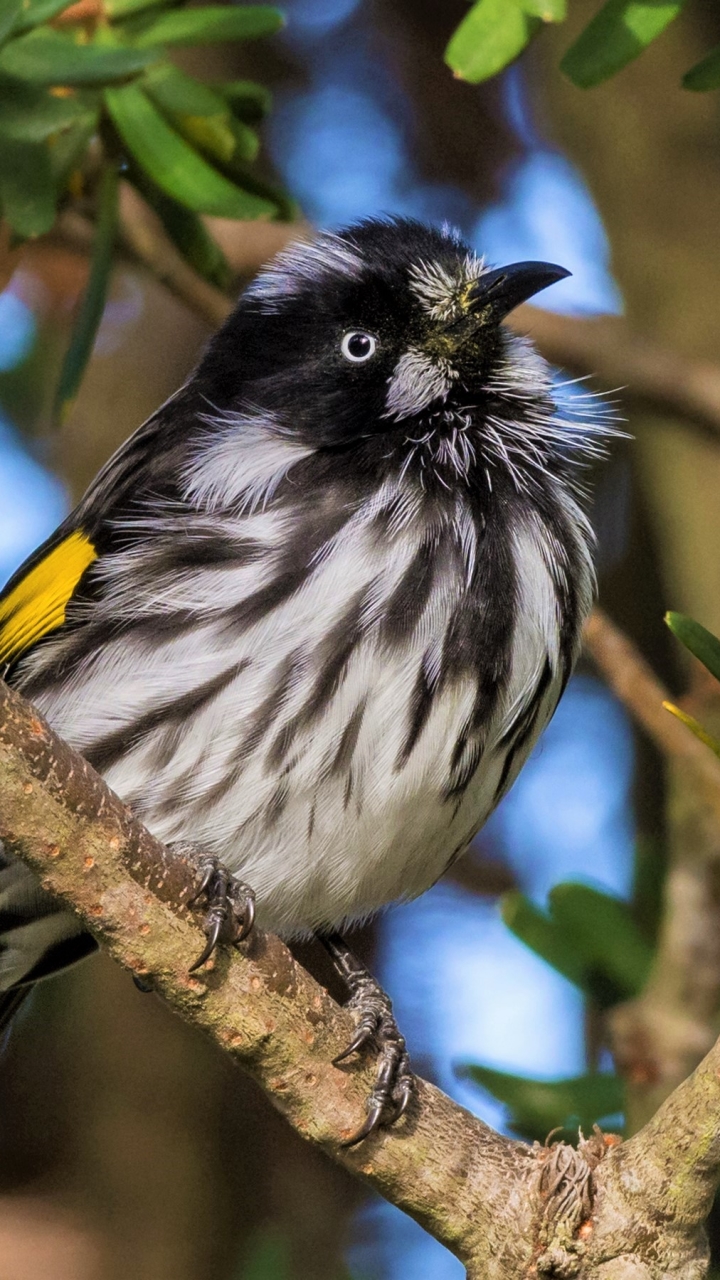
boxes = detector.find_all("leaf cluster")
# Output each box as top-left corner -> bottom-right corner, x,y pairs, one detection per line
446,1 -> 720,92
0,0 -> 287,417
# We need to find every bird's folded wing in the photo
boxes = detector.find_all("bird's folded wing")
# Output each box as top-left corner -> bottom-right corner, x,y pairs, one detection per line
0,528 -> 97,667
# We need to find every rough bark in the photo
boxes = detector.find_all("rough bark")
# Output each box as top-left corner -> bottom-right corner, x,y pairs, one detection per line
2,680 -> 720,1277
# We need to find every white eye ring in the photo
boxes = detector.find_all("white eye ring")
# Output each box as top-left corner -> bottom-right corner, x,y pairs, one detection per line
341,330 -> 377,363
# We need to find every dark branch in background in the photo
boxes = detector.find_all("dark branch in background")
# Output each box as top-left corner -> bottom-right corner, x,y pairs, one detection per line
1,678 -> 720,1277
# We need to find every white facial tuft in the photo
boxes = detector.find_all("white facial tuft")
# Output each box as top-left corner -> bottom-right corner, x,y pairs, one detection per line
245,233 -> 363,311
183,410 -> 313,513
384,349 -> 457,421
408,252 -> 487,323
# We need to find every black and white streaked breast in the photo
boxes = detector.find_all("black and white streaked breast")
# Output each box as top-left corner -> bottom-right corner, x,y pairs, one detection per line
10,220 -> 603,938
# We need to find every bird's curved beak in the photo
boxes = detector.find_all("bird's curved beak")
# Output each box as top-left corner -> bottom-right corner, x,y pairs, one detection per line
465,260 -> 571,322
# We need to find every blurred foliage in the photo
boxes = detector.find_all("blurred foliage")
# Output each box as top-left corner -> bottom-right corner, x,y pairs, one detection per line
0,0 -> 287,417
664,613 -> 720,756
446,1 -> 720,92
463,877 -> 653,1138
458,1064 -> 623,1142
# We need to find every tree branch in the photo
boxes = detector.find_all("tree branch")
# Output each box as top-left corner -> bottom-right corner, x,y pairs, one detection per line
2,676 -> 720,1276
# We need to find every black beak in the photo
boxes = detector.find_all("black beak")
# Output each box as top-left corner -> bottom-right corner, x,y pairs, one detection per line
466,260 -> 571,321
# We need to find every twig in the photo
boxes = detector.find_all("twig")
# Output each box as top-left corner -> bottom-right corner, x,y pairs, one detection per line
2,678 -> 720,1276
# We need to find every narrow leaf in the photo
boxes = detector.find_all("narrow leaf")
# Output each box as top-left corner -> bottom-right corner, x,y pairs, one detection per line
0,135 -> 56,234
0,0 -> 23,44
0,83 -> 98,140
105,82 -> 274,218
104,0 -> 166,18
445,0 -> 538,84
0,28 -> 159,84
142,63 -> 229,117
663,702 -> 720,759
665,611 -> 720,683
217,78 -> 271,123
54,162 -> 117,422
561,1 -> 686,89
458,1064 -> 623,1141
683,44 -> 720,91
12,0 -> 74,32
522,0 -> 566,19
48,112 -> 96,186
130,167 -> 232,289
129,5 -> 283,49
548,883 -> 653,1001
501,892 -> 588,990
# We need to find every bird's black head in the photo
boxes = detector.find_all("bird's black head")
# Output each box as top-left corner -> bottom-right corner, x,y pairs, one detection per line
192,218 -> 587,496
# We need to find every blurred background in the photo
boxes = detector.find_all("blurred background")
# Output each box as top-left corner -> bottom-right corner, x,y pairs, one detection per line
2,1 -> 720,1276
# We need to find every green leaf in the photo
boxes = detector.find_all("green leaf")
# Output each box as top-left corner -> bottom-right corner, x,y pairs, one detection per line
548,883 -> 653,1002
12,0 -> 74,33
683,44 -> 720,91
663,702 -> 720,759
130,167 -> 232,289
104,0 -> 167,19
142,62 -> 230,117
128,5 -> 283,49
48,111 -> 96,186
217,77 -> 271,123
0,28 -> 159,84
445,0 -> 539,84
105,82 -> 274,218
503,883 -> 653,1006
501,892 -> 587,990
0,134 -> 56,234
560,1 -> 686,89
0,82 -> 99,140
54,161 -> 117,422
522,0 -> 566,19
665,611 -> 720,684
458,1065 -> 623,1141
0,0 -> 23,44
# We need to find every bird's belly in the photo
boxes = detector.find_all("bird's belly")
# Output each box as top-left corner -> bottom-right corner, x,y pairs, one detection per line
89,640 -> 549,938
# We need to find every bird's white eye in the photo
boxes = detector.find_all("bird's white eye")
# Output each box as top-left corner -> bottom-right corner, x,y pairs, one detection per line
341,331 -> 377,363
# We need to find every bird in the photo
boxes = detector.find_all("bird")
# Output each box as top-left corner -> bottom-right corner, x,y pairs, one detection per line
0,217 -> 608,1144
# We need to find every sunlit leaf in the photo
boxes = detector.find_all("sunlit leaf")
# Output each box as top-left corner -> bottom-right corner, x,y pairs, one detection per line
128,4 -> 283,49
54,162 -> 117,421
0,0 -> 23,44
522,0 -> 566,19
0,134 -> 56,234
663,702 -> 720,759
0,81 -> 98,140
665,611 -> 720,684
683,44 -> 720,91
217,78 -> 271,123
0,28 -> 159,84
445,0 -> 538,84
561,0 -> 686,89
129,167 -> 232,289
105,82 -> 275,217
458,1065 -> 623,1141
104,0 -> 167,19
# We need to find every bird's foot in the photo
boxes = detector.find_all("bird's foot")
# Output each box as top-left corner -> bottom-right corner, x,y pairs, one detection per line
185,854 -> 256,972
321,933 -> 413,1146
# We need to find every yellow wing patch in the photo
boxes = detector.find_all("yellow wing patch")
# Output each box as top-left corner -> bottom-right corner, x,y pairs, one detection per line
0,530 -> 97,666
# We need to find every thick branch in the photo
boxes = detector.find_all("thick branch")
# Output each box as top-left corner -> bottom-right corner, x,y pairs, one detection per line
0,678 -> 534,1278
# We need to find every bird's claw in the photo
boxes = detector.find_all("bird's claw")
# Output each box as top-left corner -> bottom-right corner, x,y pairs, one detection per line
187,856 -> 255,972
335,980 -> 414,1147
